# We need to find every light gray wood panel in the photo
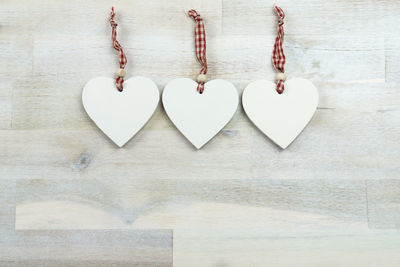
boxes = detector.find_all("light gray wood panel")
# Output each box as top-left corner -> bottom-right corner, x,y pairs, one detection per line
251,105 -> 400,180
382,1 -> 400,37
0,261 -> 169,267
0,33 -> 32,98
174,229 -> 400,267
2,97 -> 400,180
11,0 -> 222,37
12,95 -> 89,130
0,0 -> 400,265
0,179 -> 15,233
367,180 -> 400,229
0,97 -> 11,129
386,49 -> 400,84
0,229 -> 172,266
10,32 -> 386,129
15,178 -> 367,229
14,34 -> 385,96
0,127 -> 252,180
222,0 -> 386,36
385,37 -> 400,84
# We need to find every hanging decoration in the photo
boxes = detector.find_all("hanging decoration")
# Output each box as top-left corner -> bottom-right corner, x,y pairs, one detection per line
82,7 -> 159,147
242,6 -> 319,149
162,10 -> 238,149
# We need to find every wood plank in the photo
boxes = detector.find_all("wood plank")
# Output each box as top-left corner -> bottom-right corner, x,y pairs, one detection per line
222,0 -> 386,36
0,179 -> 173,266
0,97 -> 11,129
382,1 -> 400,37
0,122 -> 253,180
0,33 -> 32,98
173,229 -> 400,267
15,178 -> 366,229
251,102 -> 400,180
0,0 -> 222,34
385,36 -> 400,84
0,0 -> 399,265
14,33 -> 385,97
0,179 -> 15,233
3,93 -> 400,180
384,0 -> 400,83
0,0 -> 223,37
366,179 -> 400,229
0,229 -> 172,266
10,32 -> 385,129
0,261 -> 169,267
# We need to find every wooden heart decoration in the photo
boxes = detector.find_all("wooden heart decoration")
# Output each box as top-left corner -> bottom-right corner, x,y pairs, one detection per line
82,76 -> 159,147
162,78 -> 238,149
242,78 -> 318,149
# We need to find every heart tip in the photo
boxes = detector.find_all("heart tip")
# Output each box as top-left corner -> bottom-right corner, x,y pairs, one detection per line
115,142 -> 126,148
277,143 -> 289,150
193,143 -> 205,150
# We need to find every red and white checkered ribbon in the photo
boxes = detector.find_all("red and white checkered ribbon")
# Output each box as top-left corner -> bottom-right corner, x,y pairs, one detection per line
110,7 -> 127,92
272,5 -> 286,94
187,10 -> 208,93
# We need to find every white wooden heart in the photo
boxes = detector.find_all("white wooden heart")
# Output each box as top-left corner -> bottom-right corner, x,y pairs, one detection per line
242,78 -> 318,149
82,76 -> 159,147
162,78 -> 238,149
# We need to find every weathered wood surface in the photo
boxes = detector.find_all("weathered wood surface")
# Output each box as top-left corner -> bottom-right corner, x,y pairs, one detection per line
0,0 -> 399,266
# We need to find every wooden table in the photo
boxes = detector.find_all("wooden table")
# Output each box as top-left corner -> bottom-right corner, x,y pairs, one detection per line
1,0 -> 399,266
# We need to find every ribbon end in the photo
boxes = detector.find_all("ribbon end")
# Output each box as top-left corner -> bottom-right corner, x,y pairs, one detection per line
110,7 -> 116,20
197,82 -> 205,94
116,77 -> 124,92
273,5 -> 285,19
276,80 -> 284,94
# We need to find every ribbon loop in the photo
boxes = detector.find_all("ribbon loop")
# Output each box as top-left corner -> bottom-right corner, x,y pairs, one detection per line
187,10 -> 201,21
110,7 -> 127,91
272,5 -> 286,94
187,9 -> 208,94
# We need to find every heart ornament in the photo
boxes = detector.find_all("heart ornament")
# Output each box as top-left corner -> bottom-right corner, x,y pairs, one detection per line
82,76 -> 159,147
163,78 -> 238,149
243,78 -> 318,149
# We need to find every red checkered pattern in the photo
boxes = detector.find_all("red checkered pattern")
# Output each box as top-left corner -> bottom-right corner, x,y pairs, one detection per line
187,10 -> 208,94
272,5 -> 286,94
110,7 -> 127,92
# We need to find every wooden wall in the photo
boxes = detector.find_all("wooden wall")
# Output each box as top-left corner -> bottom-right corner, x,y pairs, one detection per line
0,0 -> 399,266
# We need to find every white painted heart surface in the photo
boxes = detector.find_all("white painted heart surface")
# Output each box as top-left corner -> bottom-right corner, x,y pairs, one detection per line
163,78 -> 238,149
82,76 -> 159,147
242,78 -> 318,149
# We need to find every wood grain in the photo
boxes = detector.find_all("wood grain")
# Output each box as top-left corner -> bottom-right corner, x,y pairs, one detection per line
366,180 -> 400,229
173,229 -> 400,267
0,179 -> 15,233
0,230 -> 172,266
222,0 -> 387,36
15,178 -> 367,229
0,97 -> 11,129
0,0 -> 400,266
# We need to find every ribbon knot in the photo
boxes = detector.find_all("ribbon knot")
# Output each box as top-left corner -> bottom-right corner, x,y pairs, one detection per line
187,10 -> 202,21
275,8 -> 285,24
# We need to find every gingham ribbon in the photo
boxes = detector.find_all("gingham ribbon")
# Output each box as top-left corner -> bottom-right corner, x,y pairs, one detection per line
187,10 -> 207,93
110,7 -> 127,92
272,5 -> 286,94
